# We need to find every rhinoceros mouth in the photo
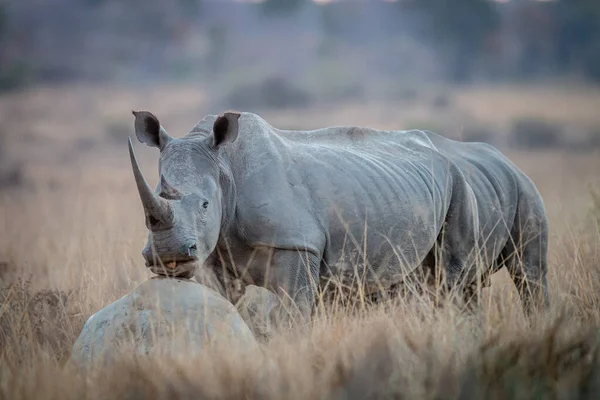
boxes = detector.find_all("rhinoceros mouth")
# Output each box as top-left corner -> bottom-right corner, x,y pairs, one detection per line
147,259 -> 198,279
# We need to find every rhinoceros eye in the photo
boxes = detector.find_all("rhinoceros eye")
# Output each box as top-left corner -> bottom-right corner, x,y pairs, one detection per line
202,201 -> 209,209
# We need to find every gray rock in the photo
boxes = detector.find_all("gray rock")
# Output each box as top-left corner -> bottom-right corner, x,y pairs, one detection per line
70,277 -> 257,369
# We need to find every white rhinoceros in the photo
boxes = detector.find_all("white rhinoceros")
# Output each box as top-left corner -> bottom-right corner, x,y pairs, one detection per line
128,110 -> 549,320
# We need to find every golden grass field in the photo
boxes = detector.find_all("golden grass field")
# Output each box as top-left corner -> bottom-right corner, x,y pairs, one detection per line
1,83 -> 600,399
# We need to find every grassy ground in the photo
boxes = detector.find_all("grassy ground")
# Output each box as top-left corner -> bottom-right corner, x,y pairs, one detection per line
1,83 -> 600,399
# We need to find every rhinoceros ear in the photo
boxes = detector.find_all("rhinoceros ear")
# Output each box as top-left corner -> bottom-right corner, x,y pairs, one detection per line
212,112 -> 240,148
132,110 -> 173,150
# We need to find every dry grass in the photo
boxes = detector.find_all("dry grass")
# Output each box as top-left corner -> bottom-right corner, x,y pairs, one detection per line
1,83 -> 600,399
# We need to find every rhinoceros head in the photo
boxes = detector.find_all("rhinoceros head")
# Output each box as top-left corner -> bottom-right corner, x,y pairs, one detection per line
129,110 -> 240,278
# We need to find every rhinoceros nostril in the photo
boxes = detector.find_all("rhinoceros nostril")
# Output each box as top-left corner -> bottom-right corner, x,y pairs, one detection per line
187,243 -> 198,257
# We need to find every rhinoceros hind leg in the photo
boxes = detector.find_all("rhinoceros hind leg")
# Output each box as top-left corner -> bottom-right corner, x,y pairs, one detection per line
501,211 -> 550,316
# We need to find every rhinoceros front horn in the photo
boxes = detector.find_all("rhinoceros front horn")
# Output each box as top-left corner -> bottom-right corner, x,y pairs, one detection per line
128,137 -> 173,227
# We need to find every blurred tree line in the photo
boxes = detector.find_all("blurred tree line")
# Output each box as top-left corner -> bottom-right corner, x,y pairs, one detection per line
352,0 -> 600,83
422,0 -> 600,82
0,0 -> 600,91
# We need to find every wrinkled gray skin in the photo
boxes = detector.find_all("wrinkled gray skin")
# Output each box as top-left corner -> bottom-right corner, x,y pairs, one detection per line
129,110 -> 549,322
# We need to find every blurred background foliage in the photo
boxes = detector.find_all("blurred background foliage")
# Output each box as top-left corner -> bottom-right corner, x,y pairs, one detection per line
1,0 -> 599,92
1,0 -> 600,166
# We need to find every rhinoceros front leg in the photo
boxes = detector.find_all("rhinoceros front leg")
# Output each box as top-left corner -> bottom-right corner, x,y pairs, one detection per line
263,248 -> 321,326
